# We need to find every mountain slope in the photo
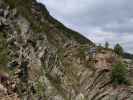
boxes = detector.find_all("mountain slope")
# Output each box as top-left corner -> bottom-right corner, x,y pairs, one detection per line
0,0 -> 133,100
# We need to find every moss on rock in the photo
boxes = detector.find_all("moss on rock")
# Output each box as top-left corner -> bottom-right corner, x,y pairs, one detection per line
0,32 -> 9,72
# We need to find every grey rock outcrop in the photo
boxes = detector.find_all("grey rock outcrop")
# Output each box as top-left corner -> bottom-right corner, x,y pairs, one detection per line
0,0 -> 133,100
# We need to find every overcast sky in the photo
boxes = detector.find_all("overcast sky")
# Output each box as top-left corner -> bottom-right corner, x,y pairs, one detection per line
37,0 -> 133,53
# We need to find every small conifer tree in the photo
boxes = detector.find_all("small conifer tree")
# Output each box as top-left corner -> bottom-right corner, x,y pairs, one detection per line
114,43 -> 124,56
105,41 -> 109,49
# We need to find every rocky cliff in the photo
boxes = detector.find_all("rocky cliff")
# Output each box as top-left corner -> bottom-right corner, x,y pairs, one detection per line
0,0 -> 133,100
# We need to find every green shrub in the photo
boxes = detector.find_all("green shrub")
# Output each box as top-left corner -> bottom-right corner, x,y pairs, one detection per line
0,32 -> 9,72
5,0 -> 32,8
4,0 -> 16,8
35,80 -> 45,97
111,62 -> 128,85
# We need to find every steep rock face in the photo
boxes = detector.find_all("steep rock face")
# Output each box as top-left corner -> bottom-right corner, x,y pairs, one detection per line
0,0 -> 133,100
